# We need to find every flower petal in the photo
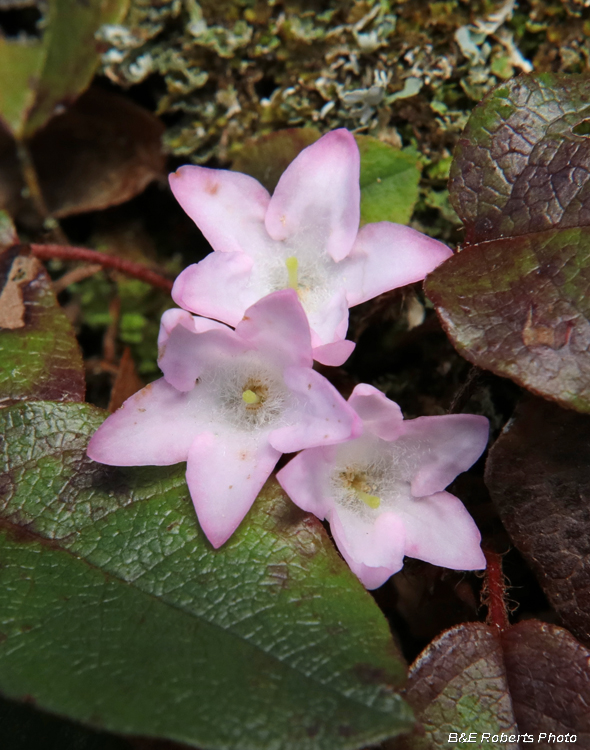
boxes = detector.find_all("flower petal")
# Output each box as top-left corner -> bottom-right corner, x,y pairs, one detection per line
348,384 -> 405,441
158,308 -> 230,349
269,367 -> 361,453
398,490 -> 486,570
307,289 -> 350,348
276,446 -> 336,519
312,339 -> 356,367
265,130 -> 360,262
87,378 -> 203,466
338,222 -> 453,307
169,166 -> 270,255
171,252 -> 261,327
337,555 -> 396,590
159,322 -> 249,392
186,431 -> 281,548
329,508 -> 406,587
236,289 -> 312,369
398,414 -> 489,496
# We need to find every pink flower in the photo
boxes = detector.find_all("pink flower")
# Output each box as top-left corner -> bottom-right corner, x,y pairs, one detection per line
277,384 -> 488,589
87,290 -> 361,548
169,129 -> 452,366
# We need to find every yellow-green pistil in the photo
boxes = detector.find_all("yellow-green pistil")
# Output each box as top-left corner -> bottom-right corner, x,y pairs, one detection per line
242,389 -> 261,405
357,490 -> 381,509
285,256 -> 299,291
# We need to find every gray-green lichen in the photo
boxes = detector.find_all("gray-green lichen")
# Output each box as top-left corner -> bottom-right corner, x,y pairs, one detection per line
96,0 -> 590,240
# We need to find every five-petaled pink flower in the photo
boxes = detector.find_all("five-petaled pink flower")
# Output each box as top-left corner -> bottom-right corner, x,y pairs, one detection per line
169,129 -> 452,366
277,384 -> 488,589
88,290 -> 361,548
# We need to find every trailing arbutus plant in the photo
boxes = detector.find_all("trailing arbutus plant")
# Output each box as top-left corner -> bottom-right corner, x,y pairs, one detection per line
0,71 -> 589,750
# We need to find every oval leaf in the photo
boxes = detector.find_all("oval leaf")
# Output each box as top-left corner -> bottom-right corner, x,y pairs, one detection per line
391,624 -> 518,749
390,620 -> 590,748
485,397 -> 590,644
0,401 -> 412,750
426,73 -> 590,412
32,87 -> 165,218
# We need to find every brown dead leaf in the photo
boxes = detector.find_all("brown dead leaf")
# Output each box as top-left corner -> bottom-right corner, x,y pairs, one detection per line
108,346 -> 143,413
0,245 -> 85,404
0,255 -> 39,329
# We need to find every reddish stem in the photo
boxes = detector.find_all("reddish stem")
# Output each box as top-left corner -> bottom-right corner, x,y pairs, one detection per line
483,549 -> 510,631
24,243 -> 174,294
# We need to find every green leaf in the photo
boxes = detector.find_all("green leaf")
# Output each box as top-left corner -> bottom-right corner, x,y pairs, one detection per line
0,39 -> 44,137
0,694 -> 131,750
0,248 -> 85,405
0,0 -> 129,139
425,73 -> 590,413
356,136 -> 422,226
0,401 -> 412,750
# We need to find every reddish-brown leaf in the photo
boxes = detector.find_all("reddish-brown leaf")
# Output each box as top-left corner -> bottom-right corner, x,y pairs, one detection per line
485,397 -> 590,644
391,623 -> 518,749
426,73 -> 590,412
502,621 -> 590,742
391,621 -> 590,749
0,88 -> 165,221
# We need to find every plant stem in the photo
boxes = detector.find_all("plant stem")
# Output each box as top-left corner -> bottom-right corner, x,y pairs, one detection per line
23,243 -> 174,294
483,549 -> 510,631
16,140 -> 68,244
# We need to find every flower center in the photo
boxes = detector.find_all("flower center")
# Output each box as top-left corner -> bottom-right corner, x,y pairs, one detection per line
339,469 -> 381,509
240,379 -> 268,412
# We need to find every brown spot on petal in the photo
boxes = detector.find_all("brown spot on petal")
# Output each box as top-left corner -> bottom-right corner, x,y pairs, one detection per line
205,180 -> 220,195
134,383 -> 153,400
